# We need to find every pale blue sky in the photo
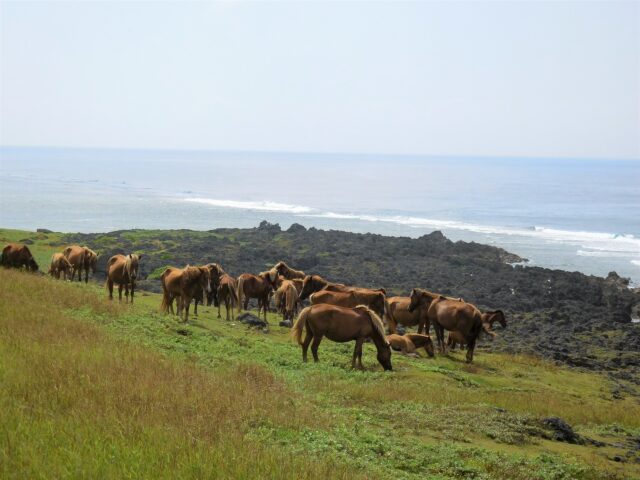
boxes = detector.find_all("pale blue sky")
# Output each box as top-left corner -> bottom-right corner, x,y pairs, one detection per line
1,1 -> 638,159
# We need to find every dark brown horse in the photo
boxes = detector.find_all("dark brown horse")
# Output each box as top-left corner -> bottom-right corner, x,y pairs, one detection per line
63,245 -> 97,283
408,289 -> 483,363
106,254 -> 142,303
1,243 -> 38,271
160,266 -> 211,323
385,296 -> 430,334
292,304 -> 392,370
298,274 -> 345,300
49,252 -> 72,279
193,263 -> 226,314
273,261 -> 306,280
237,269 -> 277,323
310,289 -> 385,319
449,310 -> 507,349
217,273 -> 238,321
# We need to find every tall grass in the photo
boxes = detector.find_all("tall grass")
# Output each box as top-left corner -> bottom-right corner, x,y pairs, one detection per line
0,269 -> 357,479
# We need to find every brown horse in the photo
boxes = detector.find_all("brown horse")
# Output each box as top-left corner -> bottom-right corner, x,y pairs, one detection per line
273,261 -> 306,280
193,263 -> 226,314
106,254 -> 142,303
449,310 -> 507,349
309,289 -> 385,318
385,296 -> 430,334
386,334 -> 418,356
49,253 -> 73,279
408,289 -> 483,363
298,274 -> 345,300
404,333 -> 435,357
237,269 -> 277,323
63,245 -> 97,283
217,273 -> 238,321
160,266 -> 211,323
1,243 -> 38,271
292,304 -> 392,370
275,279 -> 299,321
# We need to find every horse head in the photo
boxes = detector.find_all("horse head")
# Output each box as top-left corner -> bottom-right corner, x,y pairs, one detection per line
199,267 -> 212,294
28,257 -> 39,272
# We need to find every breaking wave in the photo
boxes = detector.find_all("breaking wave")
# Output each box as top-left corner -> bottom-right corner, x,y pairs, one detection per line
183,197 -> 312,214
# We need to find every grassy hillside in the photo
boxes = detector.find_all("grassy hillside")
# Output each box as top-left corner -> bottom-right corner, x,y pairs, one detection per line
1,268 -> 639,479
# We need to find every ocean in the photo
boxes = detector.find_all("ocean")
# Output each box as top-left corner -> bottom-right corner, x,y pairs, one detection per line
1,147 -> 639,284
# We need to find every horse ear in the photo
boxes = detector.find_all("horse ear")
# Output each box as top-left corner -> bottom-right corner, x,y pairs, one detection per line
138,254 -> 143,260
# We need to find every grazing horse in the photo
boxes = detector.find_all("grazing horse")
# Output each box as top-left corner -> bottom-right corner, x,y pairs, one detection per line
49,253 -> 73,279
1,243 -> 38,271
217,273 -> 238,321
273,261 -> 305,280
385,296 -> 430,334
106,254 -> 142,303
63,245 -> 97,283
310,289 -> 385,319
292,304 -> 392,371
237,269 -> 277,323
274,279 -> 299,321
408,289 -> 483,363
160,266 -> 211,323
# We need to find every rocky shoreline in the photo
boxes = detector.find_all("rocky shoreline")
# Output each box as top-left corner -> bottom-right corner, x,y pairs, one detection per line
63,221 -> 640,388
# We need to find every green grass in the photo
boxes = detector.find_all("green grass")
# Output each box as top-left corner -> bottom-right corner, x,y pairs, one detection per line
1,268 -> 639,479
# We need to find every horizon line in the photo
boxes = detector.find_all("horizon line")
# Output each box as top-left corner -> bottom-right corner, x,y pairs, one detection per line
1,144 -> 638,163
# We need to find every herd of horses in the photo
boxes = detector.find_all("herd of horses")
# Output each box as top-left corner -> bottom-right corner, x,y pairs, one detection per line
2,243 -> 508,370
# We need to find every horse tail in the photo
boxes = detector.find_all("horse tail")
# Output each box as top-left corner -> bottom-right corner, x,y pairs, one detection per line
355,304 -> 387,344
236,276 -> 245,312
292,306 -> 311,345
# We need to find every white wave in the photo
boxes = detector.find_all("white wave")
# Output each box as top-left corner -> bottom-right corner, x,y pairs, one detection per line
631,260 -> 640,267
183,197 -> 313,214
180,197 -> 640,256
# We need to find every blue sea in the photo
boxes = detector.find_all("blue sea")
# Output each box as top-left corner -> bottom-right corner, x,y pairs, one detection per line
1,147 -> 639,284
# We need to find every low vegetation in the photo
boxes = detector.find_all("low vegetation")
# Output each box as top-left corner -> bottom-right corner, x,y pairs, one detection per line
1,267 -> 639,479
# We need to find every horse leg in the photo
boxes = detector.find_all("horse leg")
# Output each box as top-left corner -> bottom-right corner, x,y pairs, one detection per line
310,335 -> 323,363
84,267 -> 88,283
183,296 -> 191,323
130,282 -> 134,304
301,331 -> 312,362
417,319 -> 424,334
124,284 -> 130,303
466,335 -> 477,363
118,284 -> 123,302
194,298 -> 198,316
107,279 -> 114,301
353,338 -> 365,370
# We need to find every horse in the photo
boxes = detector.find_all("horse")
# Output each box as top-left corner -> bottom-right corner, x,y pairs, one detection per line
1,243 -> 38,271
292,304 -> 392,371
273,261 -> 306,280
193,263 -> 226,314
298,274 -> 345,300
408,288 -> 483,363
237,269 -> 277,323
385,296 -> 430,334
404,333 -> 435,357
160,265 -> 211,323
481,310 -> 507,336
448,310 -> 507,349
48,253 -> 73,279
274,279 -> 299,321
106,254 -> 142,303
217,273 -> 238,321
386,334 -> 419,356
309,289 -> 385,319
63,245 -> 97,283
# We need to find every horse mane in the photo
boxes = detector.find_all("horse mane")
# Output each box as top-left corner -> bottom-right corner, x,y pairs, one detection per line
354,304 -> 388,345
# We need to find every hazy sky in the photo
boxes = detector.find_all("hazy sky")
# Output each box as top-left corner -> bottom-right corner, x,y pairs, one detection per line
1,1 -> 638,159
